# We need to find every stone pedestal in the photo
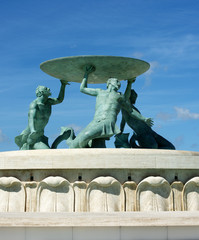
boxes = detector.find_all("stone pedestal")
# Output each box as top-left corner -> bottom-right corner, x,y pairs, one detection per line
0,149 -> 199,239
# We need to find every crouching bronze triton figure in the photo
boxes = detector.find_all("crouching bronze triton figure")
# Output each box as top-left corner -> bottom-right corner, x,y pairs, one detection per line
15,80 -> 69,150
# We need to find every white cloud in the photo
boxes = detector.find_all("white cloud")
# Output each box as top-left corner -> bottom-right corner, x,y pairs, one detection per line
174,135 -> 184,148
132,52 -> 144,59
145,61 -> 159,76
142,61 -> 159,88
174,107 -> 199,120
67,124 -> 83,134
190,143 -> 199,149
0,129 -> 7,143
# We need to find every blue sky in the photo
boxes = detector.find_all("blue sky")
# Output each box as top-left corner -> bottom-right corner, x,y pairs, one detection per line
0,0 -> 199,152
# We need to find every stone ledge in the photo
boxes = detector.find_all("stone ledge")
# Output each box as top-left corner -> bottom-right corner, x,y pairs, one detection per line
0,149 -> 199,170
0,212 -> 199,227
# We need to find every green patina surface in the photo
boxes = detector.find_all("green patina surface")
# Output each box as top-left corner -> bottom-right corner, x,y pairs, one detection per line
15,55 -> 175,150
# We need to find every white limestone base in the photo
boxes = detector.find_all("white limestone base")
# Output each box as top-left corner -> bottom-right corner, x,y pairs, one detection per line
1,212 -> 199,240
0,149 -> 199,239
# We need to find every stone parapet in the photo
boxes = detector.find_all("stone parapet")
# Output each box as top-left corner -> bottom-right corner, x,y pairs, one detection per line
0,212 -> 199,227
1,149 -> 198,170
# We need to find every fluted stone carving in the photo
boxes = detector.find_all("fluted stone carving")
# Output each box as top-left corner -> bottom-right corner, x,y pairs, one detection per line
36,176 -> 74,212
73,181 -> 87,212
136,176 -> 173,211
86,176 -> 124,212
171,181 -> 183,211
123,181 -> 137,211
183,177 -> 199,211
0,177 -> 25,212
24,182 -> 37,212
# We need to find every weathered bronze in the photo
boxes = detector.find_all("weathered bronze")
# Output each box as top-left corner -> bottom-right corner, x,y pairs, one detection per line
15,80 -> 69,150
115,80 -> 175,149
58,66 -> 153,148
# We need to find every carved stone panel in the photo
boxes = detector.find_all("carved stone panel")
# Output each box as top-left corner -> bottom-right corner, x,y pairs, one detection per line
36,176 -> 74,212
86,176 -> 124,212
136,176 -> 173,212
0,177 -> 25,212
183,177 -> 199,211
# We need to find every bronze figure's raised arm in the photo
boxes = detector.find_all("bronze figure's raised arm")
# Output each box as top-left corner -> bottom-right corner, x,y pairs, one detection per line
15,80 -> 69,150
60,66 -> 152,148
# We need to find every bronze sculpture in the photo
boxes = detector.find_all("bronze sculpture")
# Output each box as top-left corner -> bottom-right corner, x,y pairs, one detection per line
15,80 -> 69,150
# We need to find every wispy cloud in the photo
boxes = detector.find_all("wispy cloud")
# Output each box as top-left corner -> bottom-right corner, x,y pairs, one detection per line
142,61 -> 159,88
174,107 -> 199,120
156,107 -> 199,123
0,129 -> 7,143
190,143 -> 199,150
67,124 -> 83,134
132,52 -> 144,59
146,61 -> 159,75
174,135 -> 184,148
